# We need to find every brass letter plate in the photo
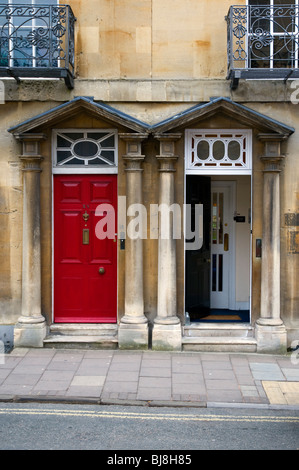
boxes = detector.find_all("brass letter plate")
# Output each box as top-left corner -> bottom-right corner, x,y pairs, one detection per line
83,229 -> 89,245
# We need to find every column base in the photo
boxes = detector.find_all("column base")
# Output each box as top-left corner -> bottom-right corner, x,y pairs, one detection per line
120,314 -> 148,325
118,322 -> 149,350
14,321 -> 47,348
255,320 -> 287,354
154,316 -> 181,325
152,323 -> 182,351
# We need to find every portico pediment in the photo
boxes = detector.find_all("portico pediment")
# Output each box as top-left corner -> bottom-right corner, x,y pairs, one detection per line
150,97 -> 295,138
8,96 -> 149,136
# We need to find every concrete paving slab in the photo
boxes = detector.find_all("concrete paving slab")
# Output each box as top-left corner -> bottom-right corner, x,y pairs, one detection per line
0,368 -> 14,379
207,389 -> 243,403
234,375 -> 255,385
205,379 -> 239,390
137,388 -> 172,401
250,363 -> 285,380
65,387 -> 102,397
39,370 -> 75,381
240,385 -> 259,397
49,352 -> 83,362
172,363 -> 202,373
202,361 -> 233,370
103,381 -> 138,393
46,362 -> 80,371
71,376 -> 105,387
83,350 -> 113,359
141,359 -> 171,368
172,383 -> 206,395
172,373 -> 204,383
281,368 -> 299,380
33,381 -> 71,391
4,374 -> 40,386
106,371 -> 139,382
0,384 -> 34,395
139,376 -> 171,388
140,367 -> 171,377
109,362 -> 141,371
204,369 -> 236,380
76,367 -> 109,377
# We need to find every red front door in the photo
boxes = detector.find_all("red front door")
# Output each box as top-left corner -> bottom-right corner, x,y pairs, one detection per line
54,175 -> 117,323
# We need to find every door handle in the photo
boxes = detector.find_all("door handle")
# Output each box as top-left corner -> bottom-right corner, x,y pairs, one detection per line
224,233 -> 229,251
99,267 -> 105,274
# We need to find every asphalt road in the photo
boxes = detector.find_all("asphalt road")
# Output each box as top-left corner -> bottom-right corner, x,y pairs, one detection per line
0,403 -> 298,451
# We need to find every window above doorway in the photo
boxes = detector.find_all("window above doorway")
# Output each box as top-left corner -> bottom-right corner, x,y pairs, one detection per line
52,129 -> 118,174
185,129 -> 252,174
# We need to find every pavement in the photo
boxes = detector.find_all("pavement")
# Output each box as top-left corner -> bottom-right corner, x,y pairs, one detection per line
0,347 -> 299,409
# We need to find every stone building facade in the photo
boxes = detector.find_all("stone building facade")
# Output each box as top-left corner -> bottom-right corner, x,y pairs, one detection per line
0,0 -> 298,354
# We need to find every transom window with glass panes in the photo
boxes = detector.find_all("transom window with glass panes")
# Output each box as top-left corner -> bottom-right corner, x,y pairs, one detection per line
52,129 -> 118,174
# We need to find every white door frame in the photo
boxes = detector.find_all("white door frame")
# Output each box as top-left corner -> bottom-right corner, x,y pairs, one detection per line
184,128 -> 253,321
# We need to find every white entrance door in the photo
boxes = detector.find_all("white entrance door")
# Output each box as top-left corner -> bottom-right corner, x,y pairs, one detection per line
210,182 -> 235,309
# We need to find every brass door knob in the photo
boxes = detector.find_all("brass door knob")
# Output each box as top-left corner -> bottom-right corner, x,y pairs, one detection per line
99,267 -> 105,274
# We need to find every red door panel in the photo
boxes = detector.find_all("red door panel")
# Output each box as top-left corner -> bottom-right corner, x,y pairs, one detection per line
54,175 -> 117,323
60,211 -> 82,263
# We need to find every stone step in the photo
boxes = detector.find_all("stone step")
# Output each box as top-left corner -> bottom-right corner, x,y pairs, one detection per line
48,323 -> 118,336
184,323 -> 254,338
43,323 -> 118,349
43,334 -> 118,349
182,336 -> 257,352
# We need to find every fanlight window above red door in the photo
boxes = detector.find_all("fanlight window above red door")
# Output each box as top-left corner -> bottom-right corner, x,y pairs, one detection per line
52,129 -> 118,174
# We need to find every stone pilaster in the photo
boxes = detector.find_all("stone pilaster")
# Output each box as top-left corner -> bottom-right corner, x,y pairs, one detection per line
152,133 -> 182,351
255,133 -> 287,353
118,133 -> 149,349
14,134 -> 47,348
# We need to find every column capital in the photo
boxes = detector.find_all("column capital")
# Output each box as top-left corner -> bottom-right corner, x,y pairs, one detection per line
156,155 -> 178,173
154,133 -> 182,172
119,132 -> 148,155
16,133 -> 47,171
119,133 -> 148,171
154,133 -> 182,160
258,133 -> 286,171
19,155 -> 44,172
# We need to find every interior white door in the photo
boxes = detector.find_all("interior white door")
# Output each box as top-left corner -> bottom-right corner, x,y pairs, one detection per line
210,183 -> 234,309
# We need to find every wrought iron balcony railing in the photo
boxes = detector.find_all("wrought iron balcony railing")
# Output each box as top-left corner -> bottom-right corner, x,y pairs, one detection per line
227,4 -> 299,88
0,4 -> 76,89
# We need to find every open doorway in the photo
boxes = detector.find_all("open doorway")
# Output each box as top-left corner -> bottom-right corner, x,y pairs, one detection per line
185,175 -> 251,323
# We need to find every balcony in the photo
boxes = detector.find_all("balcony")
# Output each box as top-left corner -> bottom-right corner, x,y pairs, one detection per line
0,4 -> 76,89
227,4 -> 299,89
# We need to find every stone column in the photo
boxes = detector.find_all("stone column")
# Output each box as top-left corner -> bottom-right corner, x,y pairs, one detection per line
118,133 -> 149,349
14,134 -> 47,348
152,133 -> 182,351
255,133 -> 287,353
